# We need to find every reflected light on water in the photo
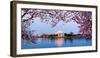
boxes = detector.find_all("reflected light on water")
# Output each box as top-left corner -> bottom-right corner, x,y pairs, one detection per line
55,38 -> 64,46
21,37 -> 92,49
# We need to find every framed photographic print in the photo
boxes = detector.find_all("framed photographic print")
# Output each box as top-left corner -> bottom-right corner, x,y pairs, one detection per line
10,1 -> 98,57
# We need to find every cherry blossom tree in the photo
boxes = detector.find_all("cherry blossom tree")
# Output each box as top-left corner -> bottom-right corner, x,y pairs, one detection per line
21,8 -> 92,41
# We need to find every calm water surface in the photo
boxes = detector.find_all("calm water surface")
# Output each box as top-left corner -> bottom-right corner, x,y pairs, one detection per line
21,38 -> 92,49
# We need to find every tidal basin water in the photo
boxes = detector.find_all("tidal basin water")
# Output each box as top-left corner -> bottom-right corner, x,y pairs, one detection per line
21,38 -> 92,49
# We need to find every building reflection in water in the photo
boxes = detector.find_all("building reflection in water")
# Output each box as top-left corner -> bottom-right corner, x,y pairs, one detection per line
36,38 -> 42,43
55,37 -> 64,46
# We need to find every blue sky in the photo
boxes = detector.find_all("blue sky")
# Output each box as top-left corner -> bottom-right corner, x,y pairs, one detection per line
29,18 -> 80,34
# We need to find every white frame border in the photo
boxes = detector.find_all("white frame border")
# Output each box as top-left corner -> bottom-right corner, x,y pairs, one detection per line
16,3 -> 96,55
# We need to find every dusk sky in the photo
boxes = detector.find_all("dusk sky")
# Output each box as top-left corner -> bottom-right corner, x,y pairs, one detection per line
29,17 -> 81,34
